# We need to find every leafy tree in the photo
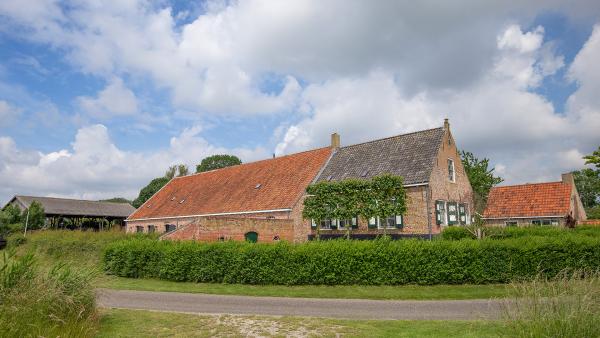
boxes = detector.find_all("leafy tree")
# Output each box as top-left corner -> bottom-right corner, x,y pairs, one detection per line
363,174 -> 407,236
22,201 -> 45,230
196,155 -> 242,173
460,151 -> 503,212
99,197 -> 132,204
584,146 -> 600,169
132,177 -> 170,208
587,205 -> 600,220
0,204 -> 22,226
573,168 -> 600,209
303,182 -> 335,240
165,164 -> 189,179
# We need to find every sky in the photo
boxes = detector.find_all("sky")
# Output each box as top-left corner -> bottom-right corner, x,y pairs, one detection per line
0,0 -> 600,203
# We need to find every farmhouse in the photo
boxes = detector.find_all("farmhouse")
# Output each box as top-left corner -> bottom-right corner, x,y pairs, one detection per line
127,119 -> 474,242
482,173 -> 587,227
4,195 -> 135,228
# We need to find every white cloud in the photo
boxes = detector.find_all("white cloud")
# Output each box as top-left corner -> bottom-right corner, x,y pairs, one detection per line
275,24 -> 600,185
0,124 -> 269,202
76,78 -> 138,119
0,100 -> 20,126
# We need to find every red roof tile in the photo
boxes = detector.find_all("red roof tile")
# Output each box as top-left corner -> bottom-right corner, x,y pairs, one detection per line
483,182 -> 572,218
128,148 -> 332,220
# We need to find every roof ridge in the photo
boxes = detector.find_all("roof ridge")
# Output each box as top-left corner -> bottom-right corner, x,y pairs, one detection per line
16,195 -> 130,205
175,147 -> 331,179
339,126 -> 444,150
493,181 -> 566,189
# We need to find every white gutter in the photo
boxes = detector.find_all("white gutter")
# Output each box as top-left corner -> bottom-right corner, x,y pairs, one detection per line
127,208 -> 293,222
482,215 -> 564,220
404,182 -> 428,187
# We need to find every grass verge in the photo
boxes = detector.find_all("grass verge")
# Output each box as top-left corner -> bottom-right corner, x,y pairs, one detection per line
98,308 -> 503,338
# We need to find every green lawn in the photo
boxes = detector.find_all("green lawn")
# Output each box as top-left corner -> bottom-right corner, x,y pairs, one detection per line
97,275 -> 510,300
98,308 -> 504,337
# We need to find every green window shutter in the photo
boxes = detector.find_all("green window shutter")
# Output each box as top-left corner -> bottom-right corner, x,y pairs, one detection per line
311,219 -> 317,229
351,217 -> 358,229
458,204 -> 466,225
330,219 -> 338,230
447,202 -> 458,225
395,215 -> 403,229
368,217 -> 377,229
435,201 -> 443,225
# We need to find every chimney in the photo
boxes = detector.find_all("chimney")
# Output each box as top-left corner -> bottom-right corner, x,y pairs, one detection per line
444,118 -> 450,130
562,172 -> 575,186
331,133 -> 340,149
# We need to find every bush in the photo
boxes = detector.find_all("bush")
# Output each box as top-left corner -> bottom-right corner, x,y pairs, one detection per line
0,250 -> 98,337
7,233 -> 26,248
103,236 -> 600,286
502,270 -> 600,337
440,226 -> 474,240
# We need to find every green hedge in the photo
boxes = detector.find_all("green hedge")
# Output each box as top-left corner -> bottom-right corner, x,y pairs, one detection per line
103,237 -> 600,285
441,225 -> 600,241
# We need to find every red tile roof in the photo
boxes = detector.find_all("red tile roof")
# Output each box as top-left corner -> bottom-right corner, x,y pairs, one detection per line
483,182 -> 572,218
128,147 -> 332,220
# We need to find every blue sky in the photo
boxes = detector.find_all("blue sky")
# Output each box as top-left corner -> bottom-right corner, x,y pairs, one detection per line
1,1 -> 599,202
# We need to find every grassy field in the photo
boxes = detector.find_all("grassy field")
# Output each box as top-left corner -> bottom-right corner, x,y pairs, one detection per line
98,308 -> 503,337
11,230 -> 511,300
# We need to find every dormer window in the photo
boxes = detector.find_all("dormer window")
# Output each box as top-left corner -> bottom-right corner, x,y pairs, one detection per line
448,159 -> 455,182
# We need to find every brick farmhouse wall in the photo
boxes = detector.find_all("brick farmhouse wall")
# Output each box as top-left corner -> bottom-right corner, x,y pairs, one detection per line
162,217 -> 296,243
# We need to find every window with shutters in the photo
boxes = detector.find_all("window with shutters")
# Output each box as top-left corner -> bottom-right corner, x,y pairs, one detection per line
369,215 -> 404,229
447,202 -> 458,225
458,204 -> 467,225
448,159 -> 455,182
338,217 -> 358,230
435,201 -> 447,225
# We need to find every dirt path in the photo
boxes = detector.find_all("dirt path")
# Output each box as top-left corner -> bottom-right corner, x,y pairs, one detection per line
97,288 -> 503,320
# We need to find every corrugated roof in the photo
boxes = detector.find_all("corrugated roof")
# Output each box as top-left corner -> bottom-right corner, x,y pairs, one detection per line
128,147 -> 332,220
315,127 -> 445,185
483,182 -> 572,218
11,196 -> 135,218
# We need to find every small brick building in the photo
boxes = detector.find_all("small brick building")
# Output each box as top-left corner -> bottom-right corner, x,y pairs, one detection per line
482,173 -> 587,227
127,119 -> 474,242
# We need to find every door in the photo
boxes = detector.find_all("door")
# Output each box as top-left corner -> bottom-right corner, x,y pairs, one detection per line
245,231 -> 258,243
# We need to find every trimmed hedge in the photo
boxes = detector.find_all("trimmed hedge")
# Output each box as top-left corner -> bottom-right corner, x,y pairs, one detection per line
441,225 -> 600,241
103,236 -> 600,285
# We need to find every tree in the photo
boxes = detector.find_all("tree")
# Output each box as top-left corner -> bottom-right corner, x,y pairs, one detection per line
363,174 -> 407,237
0,204 -> 22,226
303,182 -> 335,240
132,177 -> 170,208
460,151 -> 503,212
584,146 -> 600,169
573,168 -> 600,209
22,201 -> 45,230
165,164 -> 189,179
196,155 -> 241,173
99,197 -> 132,204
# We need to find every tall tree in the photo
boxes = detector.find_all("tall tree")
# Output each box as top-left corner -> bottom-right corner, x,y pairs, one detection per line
584,146 -> 600,169
573,168 -> 600,209
132,177 -> 170,208
22,201 -> 45,230
196,155 -> 242,173
165,164 -> 189,179
460,151 -> 503,212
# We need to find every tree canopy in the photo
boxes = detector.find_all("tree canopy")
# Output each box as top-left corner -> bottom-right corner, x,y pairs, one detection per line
165,164 -> 189,179
196,154 -> 242,173
573,168 -> 600,210
584,146 -> 600,169
303,174 -> 407,238
23,201 -> 45,230
460,151 -> 503,212
132,177 -> 170,208
99,197 -> 132,204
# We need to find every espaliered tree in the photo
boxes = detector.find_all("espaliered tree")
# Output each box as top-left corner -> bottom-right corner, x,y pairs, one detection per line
303,174 -> 407,240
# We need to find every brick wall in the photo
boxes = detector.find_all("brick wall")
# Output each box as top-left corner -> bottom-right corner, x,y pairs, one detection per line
161,216 -> 296,243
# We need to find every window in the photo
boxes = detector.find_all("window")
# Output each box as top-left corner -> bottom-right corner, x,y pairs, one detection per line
165,224 -> 177,232
447,202 -> 458,225
320,219 -> 333,230
135,226 -> 144,233
448,159 -> 455,182
338,217 -> 358,230
531,219 -> 559,226
532,220 -> 542,226
148,225 -> 156,233
505,221 -> 518,227
369,216 -> 403,229
435,201 -> 446,225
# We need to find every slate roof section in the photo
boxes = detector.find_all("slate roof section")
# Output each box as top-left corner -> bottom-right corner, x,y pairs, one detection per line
316,127 -> 445,185
483,182 -> 572,218
128,147 -> 332,220
7,196 -> 135,218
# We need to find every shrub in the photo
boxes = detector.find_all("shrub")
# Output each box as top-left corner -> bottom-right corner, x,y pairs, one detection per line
440,226 -> 474,240
502,270 -> 600,337
7,233 -> 26,248
0,250 -> 98,337
104,236 -> 600,286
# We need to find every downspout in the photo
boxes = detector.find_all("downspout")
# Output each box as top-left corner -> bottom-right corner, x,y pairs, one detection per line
426,185 -> 432,241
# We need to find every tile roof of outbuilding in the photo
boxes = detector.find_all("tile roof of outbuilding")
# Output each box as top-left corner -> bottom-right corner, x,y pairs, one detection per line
9,196 -> 135,218
128,147 -> 332,220
483,182 -> 572,218
315,127 -> 445,185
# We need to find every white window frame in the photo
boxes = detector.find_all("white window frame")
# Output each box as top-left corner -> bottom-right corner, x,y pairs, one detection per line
448,159 -> 456,182
375,215 -> 402,229
320,219 -> 334,230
